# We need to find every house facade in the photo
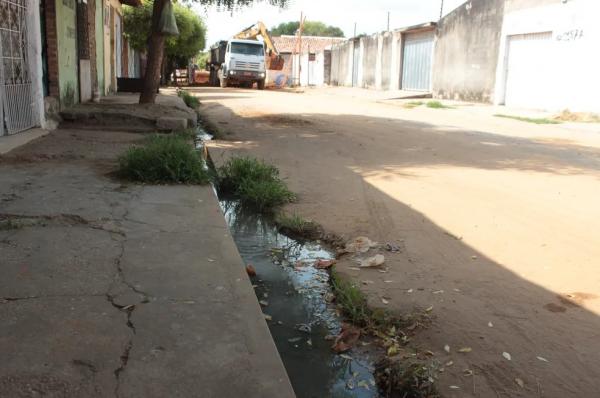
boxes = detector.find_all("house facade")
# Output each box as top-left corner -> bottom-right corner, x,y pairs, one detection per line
0,0 -> 141,138
327,0 -> 599,112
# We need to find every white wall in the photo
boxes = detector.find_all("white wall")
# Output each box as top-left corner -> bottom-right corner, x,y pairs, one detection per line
494,0 -> 600,112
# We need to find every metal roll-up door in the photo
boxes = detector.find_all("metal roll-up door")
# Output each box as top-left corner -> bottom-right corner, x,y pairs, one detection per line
504,32 -> 553,109
401,31 -> 434,91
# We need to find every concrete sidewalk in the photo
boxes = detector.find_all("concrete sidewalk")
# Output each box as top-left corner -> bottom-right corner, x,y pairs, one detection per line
0,129 -> 294,397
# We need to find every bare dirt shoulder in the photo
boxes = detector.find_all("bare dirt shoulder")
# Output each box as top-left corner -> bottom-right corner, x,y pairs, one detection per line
199,87 -> 600,397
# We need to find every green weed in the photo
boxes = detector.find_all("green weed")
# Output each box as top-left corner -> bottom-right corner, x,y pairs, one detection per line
178,90 -> 200,109
426,100 -> 452,109
217,156 -> 295,212
0,219 -> 22,231
375,358 -> 440,398
118,134 -> 209,184
275,212 -> 321,239
403,101 -> 424,109
494,114 -> 561,124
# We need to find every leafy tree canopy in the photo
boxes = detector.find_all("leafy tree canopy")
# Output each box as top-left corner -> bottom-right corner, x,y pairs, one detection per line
124,1 -> 207,59
270,20 -> 345,37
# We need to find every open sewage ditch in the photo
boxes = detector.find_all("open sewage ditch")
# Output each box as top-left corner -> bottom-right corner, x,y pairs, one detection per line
196,126 -> 381,398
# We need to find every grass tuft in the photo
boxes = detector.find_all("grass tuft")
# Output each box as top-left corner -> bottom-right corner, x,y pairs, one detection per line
0,219 -> 22,231
494,114 -> 561,124
375,358 -> 439,398
426,100 -> 452,109
217,156 -> 295,212
178,90 -> 200,109
403,101 -> 424,109
275,212 -> 321,240
118,134 -> 209,184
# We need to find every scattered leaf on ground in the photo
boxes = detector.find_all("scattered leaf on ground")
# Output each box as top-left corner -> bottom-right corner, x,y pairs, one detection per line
357,380 -> 370,390
503,352 -> 512,361
425,306 -> 434,312
288,337 -> 302,343
458,347 -> 472,353
488,321 -> 494,327
259,300 -> 269,307
345,236 -> 378,253
263,314 -> 272,321
537,356 -> 549,362
340,354 -> 353,361
444,344 -> 450,353
381,298 -> 389,305
445,360 -> 454,367
387,345 -> 400,356
463,369 -> 473,376
515,378 -> 525,388
450,385 -> 460,390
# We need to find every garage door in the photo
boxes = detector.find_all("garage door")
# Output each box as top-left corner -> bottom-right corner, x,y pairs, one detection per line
401,31 -> 434,91
504,32 -> 553,109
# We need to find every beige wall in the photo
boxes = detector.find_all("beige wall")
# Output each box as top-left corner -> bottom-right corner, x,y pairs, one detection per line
103,0 -> 122,93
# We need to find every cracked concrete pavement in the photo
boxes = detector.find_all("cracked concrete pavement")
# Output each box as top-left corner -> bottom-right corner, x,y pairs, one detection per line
0,129 -> 294,397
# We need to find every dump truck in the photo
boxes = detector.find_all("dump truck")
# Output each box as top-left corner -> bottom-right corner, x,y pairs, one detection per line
209,22 -> 284,89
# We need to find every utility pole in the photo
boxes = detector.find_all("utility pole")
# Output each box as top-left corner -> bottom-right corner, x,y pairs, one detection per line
439,0 -> 444,20
353,22 -> 357,38
387,11 -> 390,31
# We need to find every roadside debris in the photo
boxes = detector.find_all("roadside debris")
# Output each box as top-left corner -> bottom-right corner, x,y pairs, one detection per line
314,259 -> 336,269
332,323 -> 361,353
246,264 -> 257,277
345,236 -> 378,253
360,254 -> 385,268
385,242 -> 401,252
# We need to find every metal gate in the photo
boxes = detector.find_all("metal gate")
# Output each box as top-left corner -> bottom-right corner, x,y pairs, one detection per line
0,0 -> 37,136
401,31 -> 434,91
503,32 -> 553,109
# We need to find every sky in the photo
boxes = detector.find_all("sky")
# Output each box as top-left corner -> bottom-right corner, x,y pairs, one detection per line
193,0 -> 467,50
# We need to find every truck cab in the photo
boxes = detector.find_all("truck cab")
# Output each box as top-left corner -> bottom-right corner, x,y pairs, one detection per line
219,39 -> 267,89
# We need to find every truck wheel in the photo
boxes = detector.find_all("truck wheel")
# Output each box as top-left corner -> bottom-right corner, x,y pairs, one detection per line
257,79 -> 265,90
220,77 -> 228,88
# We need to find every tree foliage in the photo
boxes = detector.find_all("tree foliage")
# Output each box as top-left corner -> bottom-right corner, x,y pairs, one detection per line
270,20 -> 345,37
124,1 -> 207,61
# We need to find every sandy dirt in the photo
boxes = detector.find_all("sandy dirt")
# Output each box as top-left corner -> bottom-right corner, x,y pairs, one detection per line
197,86 -> 600,397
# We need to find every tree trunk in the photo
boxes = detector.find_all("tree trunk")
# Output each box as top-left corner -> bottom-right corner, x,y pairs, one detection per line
139,0 -> 168,104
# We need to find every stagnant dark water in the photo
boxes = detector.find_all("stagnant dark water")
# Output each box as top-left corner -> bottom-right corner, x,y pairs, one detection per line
197,126 -> 380,397
220,201 -> 379,398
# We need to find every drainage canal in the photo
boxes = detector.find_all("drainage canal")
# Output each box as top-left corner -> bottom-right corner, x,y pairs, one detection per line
196,127 -> 380,398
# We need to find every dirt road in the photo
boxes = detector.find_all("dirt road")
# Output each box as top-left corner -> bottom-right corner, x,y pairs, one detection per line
197,86 -> 600,397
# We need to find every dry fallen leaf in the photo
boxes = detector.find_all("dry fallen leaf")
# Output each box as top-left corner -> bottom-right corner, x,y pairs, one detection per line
263,314 -> 272,321
537,356 -> 549,363
445,360 -> 454,367
444,344 -> 450,353
407,289 -> 414,293
488,321 -> 494,327
463,369 -> 473,377
515,378 -> 525,388
503,352 -> 512,361
425,306 -> 434,312
449,385 -> 460,390
458,347 -> 472,353
357,380 -> 370,390
339,354 -> 353,361
387,345 -> 400,357
332,324 -> 361,353
381,298 -> 389,305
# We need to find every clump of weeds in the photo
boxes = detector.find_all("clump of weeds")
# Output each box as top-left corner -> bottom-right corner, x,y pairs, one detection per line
426,101 -> 453,109
118,134 -> 209,184
216,156 -> 295,212
494,114 -> 561,124
177,90 -> 200,109
275,212 -> 322,240
403,101 -> 424,109
0,219 -> 22,231
375,357 -> 440,398
173,128 -> 197,141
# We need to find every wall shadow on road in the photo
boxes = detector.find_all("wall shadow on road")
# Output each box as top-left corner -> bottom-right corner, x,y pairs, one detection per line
200,96 -> 600,397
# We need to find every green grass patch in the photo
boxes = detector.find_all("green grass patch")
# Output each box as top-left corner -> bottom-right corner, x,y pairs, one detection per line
426,100 -> 452,109
402,101 -> 424,109
118,134 -> 209,184
173,128 -> 197,141
275,212 -> 321,239
0,219 -> 22,231
217,156 -> 295,212
375,358 -> 439,398
494,114 -> 561,124
178,90 -> 200,109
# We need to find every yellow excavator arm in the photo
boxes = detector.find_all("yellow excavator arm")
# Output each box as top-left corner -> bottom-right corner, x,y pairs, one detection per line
233,22 -> 285,71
